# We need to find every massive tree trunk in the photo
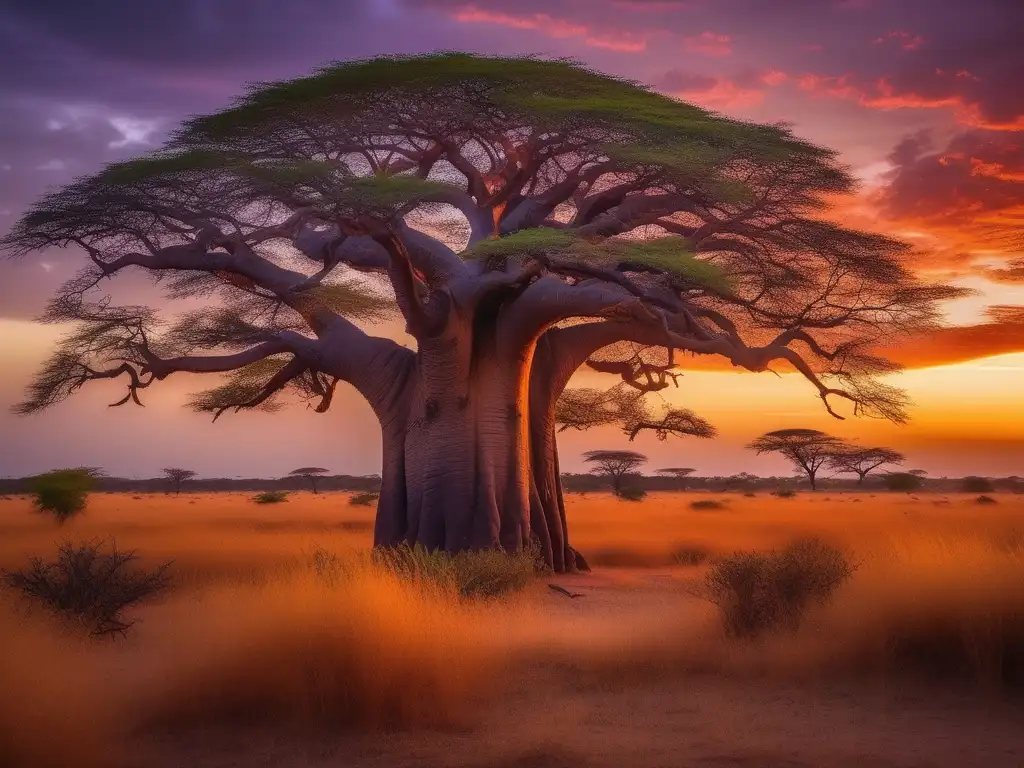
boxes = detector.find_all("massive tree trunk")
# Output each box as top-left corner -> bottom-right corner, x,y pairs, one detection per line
365,281 -> 611,571
370,310 -> 535,560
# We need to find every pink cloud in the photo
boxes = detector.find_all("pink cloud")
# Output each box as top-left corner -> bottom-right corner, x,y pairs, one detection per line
449,5 -> 650,52
684,31 -> 732,56
873,30 -> 924,51
760,69 -> 788,87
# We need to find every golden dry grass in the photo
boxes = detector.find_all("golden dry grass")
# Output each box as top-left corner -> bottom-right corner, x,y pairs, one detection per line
0,490 -> 1021,767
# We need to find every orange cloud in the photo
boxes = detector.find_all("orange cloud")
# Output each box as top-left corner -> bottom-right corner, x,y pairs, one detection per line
869,129 -> 1024,259
670,317 -> 1024,373
791,69 -> 1024,131
449,5 -> 649,52
683,31 -> 732,56
660,70 -> 763,110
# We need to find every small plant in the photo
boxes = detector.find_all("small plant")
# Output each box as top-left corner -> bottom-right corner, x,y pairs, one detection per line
672,545 -> 709,566
772,488 -> 797,499
690,499 -> 725,510
253,490 -> 289,504
306,544 -> 347,585
975,495 -> 998,504
349,492 -> 380,507
27,468 -> 98,523
2,539 -> 171,636
702,538 -> 853,639
616,486 -> 647,502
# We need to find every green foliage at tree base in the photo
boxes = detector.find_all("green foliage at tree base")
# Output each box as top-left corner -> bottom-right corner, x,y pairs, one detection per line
308,543 -> 540,600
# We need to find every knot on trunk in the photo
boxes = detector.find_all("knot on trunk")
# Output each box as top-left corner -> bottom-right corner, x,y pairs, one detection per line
424,397 -> 441,421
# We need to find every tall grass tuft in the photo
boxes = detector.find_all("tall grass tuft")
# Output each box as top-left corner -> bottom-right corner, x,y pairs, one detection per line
703,538 -> 853,638
349,492 -> 379,507
253,490 -> 289,504
307,543 -> 539,599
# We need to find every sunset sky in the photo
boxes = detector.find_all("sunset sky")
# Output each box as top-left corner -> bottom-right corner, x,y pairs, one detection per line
0,0 -> 1022,479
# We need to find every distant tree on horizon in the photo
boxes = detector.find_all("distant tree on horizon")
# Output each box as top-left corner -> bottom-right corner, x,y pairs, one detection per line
161,467 -> 197,496
657,467 -> 696,489
583,450 -> 648,497
747,429 -> 849,491
657,467 -> 696,478
827,446 -> 905,485
288,466 -> 331,494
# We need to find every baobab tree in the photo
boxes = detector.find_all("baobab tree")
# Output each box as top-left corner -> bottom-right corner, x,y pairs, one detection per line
827,446 -> 904,485
289,466 -> 331,494
161,467 -> 197,495
4,54 -> 961,571
747,429 -> 849,490
583,450 -> 649,496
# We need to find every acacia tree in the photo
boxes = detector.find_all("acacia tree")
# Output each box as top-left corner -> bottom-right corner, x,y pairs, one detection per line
161,467 -> 197,495
827,446 -> 904,484
289,466 -> 330,494
658,467 -> 696,479
747,429 -> 848,490
582,450 -> 648,496
4,55 -> 961,571
657,467 -> 696,489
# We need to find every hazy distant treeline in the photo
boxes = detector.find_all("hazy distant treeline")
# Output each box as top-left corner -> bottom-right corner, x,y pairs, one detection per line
0,474 -> 383,494
2,472 -> 1020,495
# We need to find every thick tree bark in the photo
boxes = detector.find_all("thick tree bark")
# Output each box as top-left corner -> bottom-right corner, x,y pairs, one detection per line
370,310 -> 535,560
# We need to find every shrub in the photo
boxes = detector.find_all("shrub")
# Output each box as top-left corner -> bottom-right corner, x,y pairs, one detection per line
975,495 -> 998,505
349,492 -> 380,507
2,540 -> 171,636
616,486 -> 647,502
374,544 -> 539,599
27,468 -> 97,523
703,538 -> 853,639
884,472 -> 923,492
772,488 -> 797,499
672,546 -> 710,566
253,490 -> 288,504
690,499 -> 725,511
962,476 -> 994,493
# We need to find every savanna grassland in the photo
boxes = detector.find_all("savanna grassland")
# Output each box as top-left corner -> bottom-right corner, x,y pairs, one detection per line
1,491 -> 1023,768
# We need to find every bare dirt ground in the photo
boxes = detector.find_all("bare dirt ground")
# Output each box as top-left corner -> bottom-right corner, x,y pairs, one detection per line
2,491 -> 1022,767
